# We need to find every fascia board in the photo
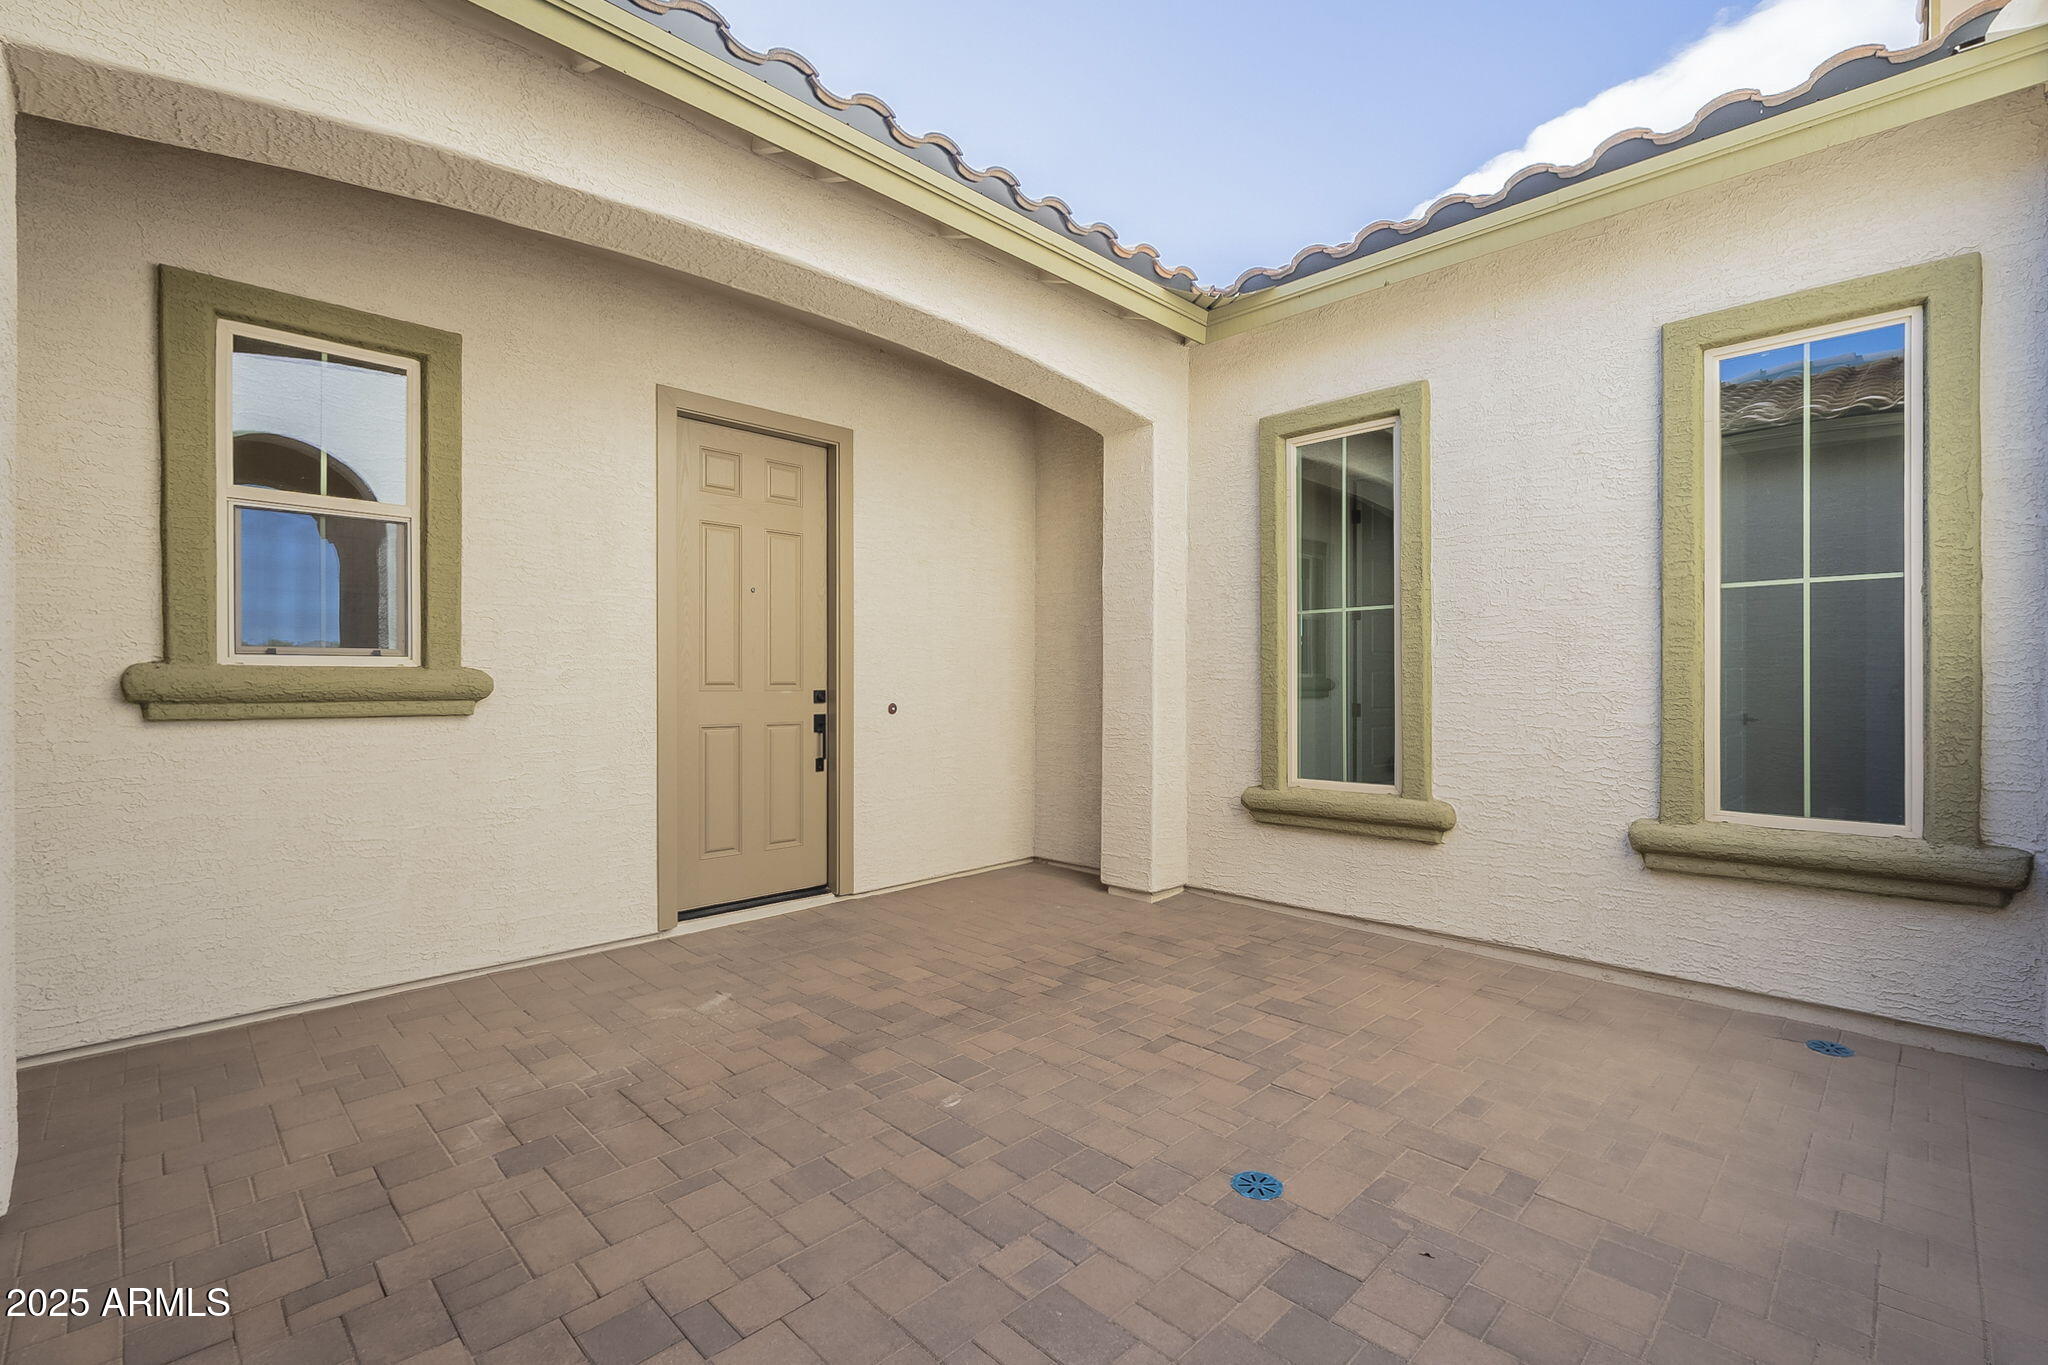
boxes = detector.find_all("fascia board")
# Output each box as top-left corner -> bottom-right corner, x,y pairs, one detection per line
453,0 -> 2046,347
457,0 -> 1212,340
1204,26 -> 2048,341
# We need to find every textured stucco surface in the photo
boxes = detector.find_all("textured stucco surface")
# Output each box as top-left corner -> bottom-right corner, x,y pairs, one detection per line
131,267 -> 490,720
5,0 -> 2041,1070
1245,383 -> 1451,844
0,0 -> 1193,898
0,50 -> 20,1210
1032,411 -> 1104,870
14,124 -> 1063,1054
0,0 -> 1179,433
1098,420 -> 1190,895
1187,94 -> 2048,1046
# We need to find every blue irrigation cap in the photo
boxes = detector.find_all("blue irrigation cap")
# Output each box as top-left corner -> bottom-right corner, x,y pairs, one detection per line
1230,1170 -> 1283,1200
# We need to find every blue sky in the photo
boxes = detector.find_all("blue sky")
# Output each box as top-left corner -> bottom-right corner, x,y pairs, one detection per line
712,0 -> 1918,284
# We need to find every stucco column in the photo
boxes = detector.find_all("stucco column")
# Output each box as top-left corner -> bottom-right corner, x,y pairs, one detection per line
1098,422 -> 1189,898
0,44 -> 20,1214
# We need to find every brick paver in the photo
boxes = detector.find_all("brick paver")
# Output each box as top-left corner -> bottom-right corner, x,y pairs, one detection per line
3,864 -> 2044,1362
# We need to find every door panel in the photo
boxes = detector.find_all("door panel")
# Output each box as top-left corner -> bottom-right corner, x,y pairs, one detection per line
700,447 -> 742,495
672,417 -> 830,912
765,531 -> 803,689
765,722 -> 805,849
700,726 -> 742,856
700,522 -> 742,690
766,459 -> 803,505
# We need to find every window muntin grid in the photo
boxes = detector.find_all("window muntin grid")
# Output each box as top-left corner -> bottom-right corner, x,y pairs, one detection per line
1288,419 -> 1398,791
1705,310 -> 1922,836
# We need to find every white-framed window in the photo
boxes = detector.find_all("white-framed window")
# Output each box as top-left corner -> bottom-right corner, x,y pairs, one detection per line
1288,418 -> 1399,791
215,320 -> 422,665
1705,308 -> 1922,836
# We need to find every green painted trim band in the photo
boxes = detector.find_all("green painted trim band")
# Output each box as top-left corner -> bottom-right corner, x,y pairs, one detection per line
129,267 -> 491,721
122,662 -> 494,705
1205,30 -> 2048,341
1244,380 -> 1452,843
462,0 -> 2047,343
1628,818 -> 2030,908
1642,254 -> 2032,905
1242,786 -> 1454,845
1639,854 -> 2009,909
456,0 -> 1207,339
138,699 -> 484,722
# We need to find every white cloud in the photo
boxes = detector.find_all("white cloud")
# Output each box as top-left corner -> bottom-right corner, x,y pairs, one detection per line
1413,0 -> 1920,216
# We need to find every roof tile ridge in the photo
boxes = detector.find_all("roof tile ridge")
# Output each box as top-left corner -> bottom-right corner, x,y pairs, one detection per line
1218,1 -> 2007,298
626,0 -> 1201,286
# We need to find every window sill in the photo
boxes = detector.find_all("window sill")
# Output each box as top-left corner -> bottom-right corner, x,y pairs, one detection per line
1241,785 -> 1456,844
122,661 -> 494,720
1627,818 -> 2032,909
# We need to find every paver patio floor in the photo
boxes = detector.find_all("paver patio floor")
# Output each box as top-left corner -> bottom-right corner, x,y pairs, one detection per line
4,864 -> 2044,1364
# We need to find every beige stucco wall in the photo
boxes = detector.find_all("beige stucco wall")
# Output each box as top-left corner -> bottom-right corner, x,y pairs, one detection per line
6,0 -> 2039,1068
0,0 -> 1182,433
0,0 -> 1194,900
0,51 -> 20,1210
13,123 -> 1065,1055
1187,93 -> 2048,1047
1033,411 -> 1104,870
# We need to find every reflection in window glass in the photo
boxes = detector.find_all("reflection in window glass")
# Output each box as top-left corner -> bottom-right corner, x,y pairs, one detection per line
231,335 -> 410,503
1716,319 -> 1911,826
1720,583 -> 1803,818
235,508 -> 408,654
1810,577 -> 1906,824
1296,425 -> 1396,786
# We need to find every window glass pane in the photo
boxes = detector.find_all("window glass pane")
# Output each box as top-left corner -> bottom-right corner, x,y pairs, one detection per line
1294,427 -> 1400,788
1345,429 -> 1396,608
1296,438 -> 1344,612
236,507 -> 408,653
1720,582 -> 1803,817
1719,340 -> 1804,584
1347,608 -> 1396,786
233,434 -> 324,495
232,335 -> 410,504
1809,323 -> 1907,578
1810,577 -> 1906,825
1714,315 -> 1916,827
1296,611 -> 1344,781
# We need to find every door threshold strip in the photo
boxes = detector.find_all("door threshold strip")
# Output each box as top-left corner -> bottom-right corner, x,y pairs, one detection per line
677,884 -> 830,924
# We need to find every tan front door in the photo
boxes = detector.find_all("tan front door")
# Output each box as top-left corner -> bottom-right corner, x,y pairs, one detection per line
672,418 -> 830,913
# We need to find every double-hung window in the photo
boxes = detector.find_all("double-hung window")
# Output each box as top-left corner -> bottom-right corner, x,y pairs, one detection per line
123,268 -> 491,720
1243,382 -> 1453,843
1631,257 -> 2030,906
1707,312 -> 1920,834
221,324 -> 420,663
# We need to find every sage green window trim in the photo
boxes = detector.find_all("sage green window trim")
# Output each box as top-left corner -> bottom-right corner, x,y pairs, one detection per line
1628,255 -> 2031,907
1241,381 -> 1453,843
121,267 -> 492,721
